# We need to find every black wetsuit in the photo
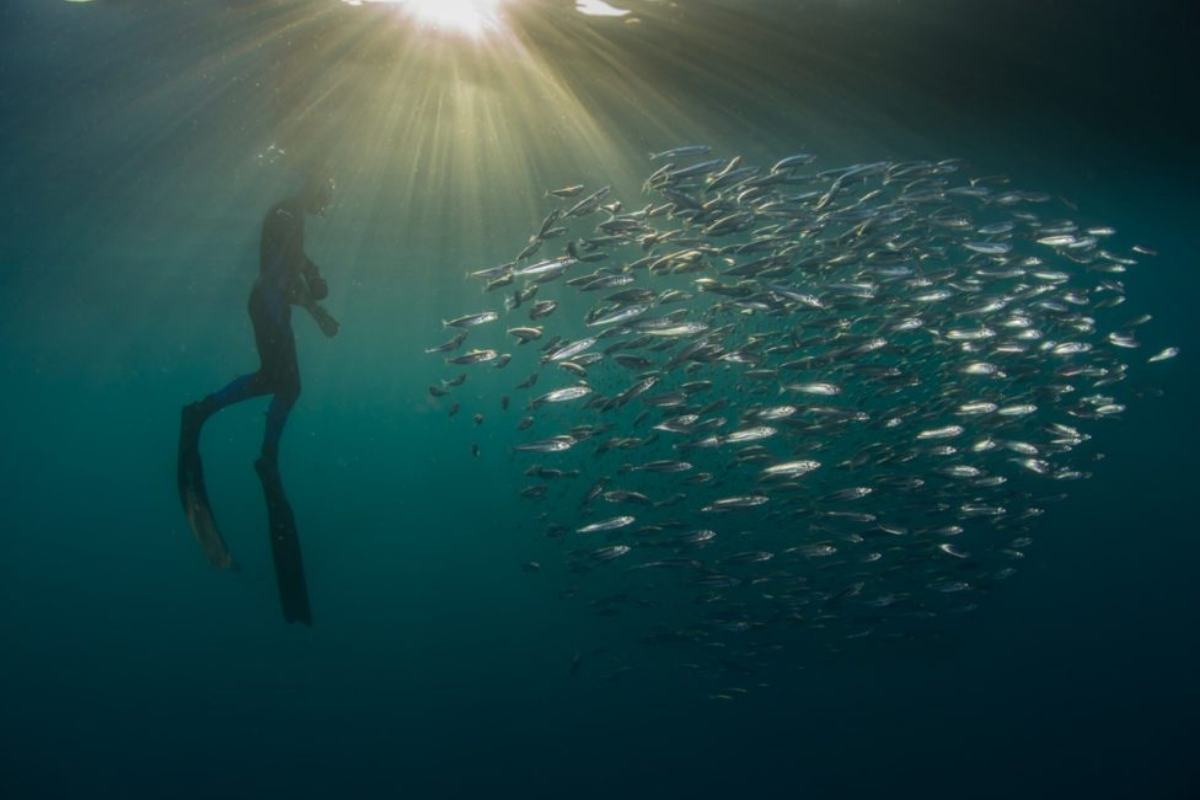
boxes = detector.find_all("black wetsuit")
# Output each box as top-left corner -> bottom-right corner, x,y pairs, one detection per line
202,197 -> 326,458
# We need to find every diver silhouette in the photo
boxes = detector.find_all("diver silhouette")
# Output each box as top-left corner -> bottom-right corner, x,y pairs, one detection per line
177,174 -> 339,625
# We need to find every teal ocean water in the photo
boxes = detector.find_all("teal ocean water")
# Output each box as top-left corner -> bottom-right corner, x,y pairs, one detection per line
2,1 -> 1196,798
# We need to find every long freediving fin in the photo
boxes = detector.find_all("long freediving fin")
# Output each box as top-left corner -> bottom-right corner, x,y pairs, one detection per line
255,457 -> 313,626
178,405 -> 237,571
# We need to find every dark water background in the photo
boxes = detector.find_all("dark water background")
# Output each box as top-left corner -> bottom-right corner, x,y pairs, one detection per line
2,1 -> 1196,798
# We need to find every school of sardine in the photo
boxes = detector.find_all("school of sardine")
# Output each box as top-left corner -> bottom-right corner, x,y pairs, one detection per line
426,148 -> 1177,689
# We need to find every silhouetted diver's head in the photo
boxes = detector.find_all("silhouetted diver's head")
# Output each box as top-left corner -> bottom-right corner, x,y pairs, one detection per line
298,173 -> 335,216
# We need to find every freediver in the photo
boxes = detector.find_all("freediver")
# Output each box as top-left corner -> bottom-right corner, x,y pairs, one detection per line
177,173 -> 340,625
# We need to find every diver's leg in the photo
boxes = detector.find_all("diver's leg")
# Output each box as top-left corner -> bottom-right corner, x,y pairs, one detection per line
179,369 -> 270,514
258,318 -> 301,467
251,306 -> 310,623
181,286 -> 277,455
179,373 -> 267,510
182,373 -> 268,440
261,390 -> 296,466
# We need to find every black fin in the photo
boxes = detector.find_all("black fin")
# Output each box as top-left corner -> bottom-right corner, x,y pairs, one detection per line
256,458 -> 313,626
178,405 -> 237,571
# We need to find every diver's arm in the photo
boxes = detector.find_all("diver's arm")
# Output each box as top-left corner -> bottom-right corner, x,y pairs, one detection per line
292,272 -> 340,338
296,281 -> 340,338
307,303 -> 340,338
291,235 -> 336,336
266,199 -> 337,335
301,258 -> 328,300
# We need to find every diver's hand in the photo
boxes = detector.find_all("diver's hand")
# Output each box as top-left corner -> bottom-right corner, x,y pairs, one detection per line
319,314 -> 340,338
309,304 -> 341,338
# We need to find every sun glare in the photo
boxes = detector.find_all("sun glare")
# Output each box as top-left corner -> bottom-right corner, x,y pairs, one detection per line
343,0 -> 508,39
575,0 -> 631,17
